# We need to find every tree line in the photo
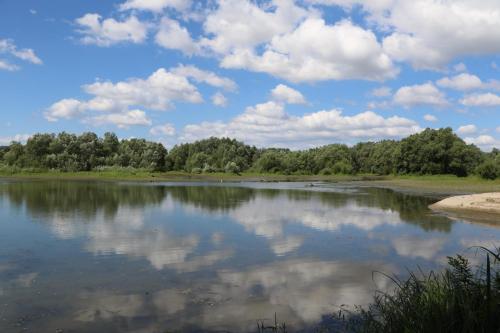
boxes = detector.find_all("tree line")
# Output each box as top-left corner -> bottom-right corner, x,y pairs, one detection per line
0,128 -> 498,179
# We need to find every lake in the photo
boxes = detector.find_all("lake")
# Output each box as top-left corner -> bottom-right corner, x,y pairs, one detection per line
0,180 -> 499,332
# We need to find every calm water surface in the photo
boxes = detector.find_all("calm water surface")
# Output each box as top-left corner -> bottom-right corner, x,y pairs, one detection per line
0,180 -> 499,332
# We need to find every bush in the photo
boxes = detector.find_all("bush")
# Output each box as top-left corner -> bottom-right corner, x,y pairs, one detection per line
191,167 -> 202,174
319,168 -> 332,175
476,160 -> 499,180
332,161 -> 353,174
224,161 -> 240,174
203,163 -> 217,173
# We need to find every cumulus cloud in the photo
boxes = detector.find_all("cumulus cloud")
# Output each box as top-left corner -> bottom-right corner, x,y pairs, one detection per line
423,114 -> 437,122
0,39 -> 42,70
120,0 -> 191,12
270,84 -> 306,104
180,93 -> 421,148
155,18 -> 200,55
45,66 -> 232,128
460,93 -> 500,107
150,123 -> 176,136
437,73 -> 500,91
464,135 -> 500,151
308,1 -> 500,70
75,14 -> 149,46
220,18 -> 398,82
211,92 -> 228,107
393,83 -> 449,108
370,86 -> 392,97
457,124 -> 477,135
45,99 -> 86,122
171,65 -> 237,91
85,110 -> 152,129
200,0 -> 308,55
152,0 -> 393,82
436,73 -> 483,91
380,1 -> 500,70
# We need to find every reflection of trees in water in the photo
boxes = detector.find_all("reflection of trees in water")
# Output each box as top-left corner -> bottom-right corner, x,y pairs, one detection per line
0,181 -> 452,232
0,181 -> 167,219
355,188 -> 452,232
167,186 -> 256,211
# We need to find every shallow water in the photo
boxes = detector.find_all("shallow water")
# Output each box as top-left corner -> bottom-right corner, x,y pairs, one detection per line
0,180 -> 499,332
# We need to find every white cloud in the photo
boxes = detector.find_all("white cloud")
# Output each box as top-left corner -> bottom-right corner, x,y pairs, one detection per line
82,68 -> 203,111
497,127 -> 500,133
211,92 -> 227,107
0,39 -> 42,70
85,110 -> 152,129
45,67 -> 214,128
423,114 -> 437,122
0,59 -> 19,71
453,62 -> 467,72
464,135 -> 500,151
436,73 -> 483,91
220,18 -> 398,82
379,1 -> 500,70
370,86 -> 391,97
181,96 -> 421,148
155,18 -> 200,55
75,14 -> 148,46
457,124 -> 477,135
150,123 -> 176,136
120,0 -> 191,12
0,134 -> 31,146
200,0 -> 308,55
312,1 -> 500,70
437,73 -> 500,91
45,99 -> 86,122
270,84 -> 306,104
393,82 -> 449,108
171,65 -> 237,91
460,93 -> 500,107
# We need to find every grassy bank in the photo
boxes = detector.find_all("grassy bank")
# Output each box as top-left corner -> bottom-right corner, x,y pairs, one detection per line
0,168 -> 370,182
366,175 -> 500,196
0,169 -> 499,195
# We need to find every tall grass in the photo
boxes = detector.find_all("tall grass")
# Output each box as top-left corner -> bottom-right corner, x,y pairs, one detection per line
349,249 -> 500,333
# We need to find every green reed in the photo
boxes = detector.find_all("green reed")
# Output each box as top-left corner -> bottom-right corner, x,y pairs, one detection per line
348,248 -> 500,333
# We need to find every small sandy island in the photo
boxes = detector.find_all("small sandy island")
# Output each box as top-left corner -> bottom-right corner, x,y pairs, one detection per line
430,192 -> 500,215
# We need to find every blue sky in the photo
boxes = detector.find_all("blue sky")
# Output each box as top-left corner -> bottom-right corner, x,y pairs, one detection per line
1,0 -> 499,150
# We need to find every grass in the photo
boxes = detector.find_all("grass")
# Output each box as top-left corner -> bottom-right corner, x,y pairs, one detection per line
366,174 -> 500,195
344,248 -> 500,333
0,167 -> 368,182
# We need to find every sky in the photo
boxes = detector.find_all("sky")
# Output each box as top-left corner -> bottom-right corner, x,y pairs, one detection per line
0,0 -> 499,151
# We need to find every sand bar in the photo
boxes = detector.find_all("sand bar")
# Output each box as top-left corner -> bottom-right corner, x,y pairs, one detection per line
430,192 -> 500,215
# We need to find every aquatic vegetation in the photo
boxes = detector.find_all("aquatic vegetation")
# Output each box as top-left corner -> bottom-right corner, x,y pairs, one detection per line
348,248 -> 500,333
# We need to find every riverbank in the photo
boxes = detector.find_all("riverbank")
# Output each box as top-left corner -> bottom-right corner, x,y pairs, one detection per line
430,192 -> 500,215
1,171 -> 499,195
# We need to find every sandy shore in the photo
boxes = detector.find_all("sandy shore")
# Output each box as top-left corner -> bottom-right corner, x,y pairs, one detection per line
430,192 -> 500,214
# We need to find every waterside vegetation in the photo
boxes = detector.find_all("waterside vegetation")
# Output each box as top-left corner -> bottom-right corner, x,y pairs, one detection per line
0,128 -> 498,180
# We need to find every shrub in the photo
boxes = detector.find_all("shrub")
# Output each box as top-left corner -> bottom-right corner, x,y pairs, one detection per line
476,160 -> 499,180
224,161 -> 240,174
319,168 -> 332,175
